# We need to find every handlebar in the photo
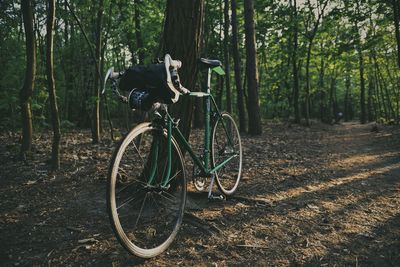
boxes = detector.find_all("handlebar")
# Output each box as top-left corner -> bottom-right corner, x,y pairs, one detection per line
102,54 -> 191,104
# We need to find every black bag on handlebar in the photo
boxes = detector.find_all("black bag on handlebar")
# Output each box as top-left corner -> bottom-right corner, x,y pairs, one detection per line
119,64 -> 175,106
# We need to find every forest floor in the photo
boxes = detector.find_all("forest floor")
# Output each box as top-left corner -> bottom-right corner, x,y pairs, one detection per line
1,121 -> 400,266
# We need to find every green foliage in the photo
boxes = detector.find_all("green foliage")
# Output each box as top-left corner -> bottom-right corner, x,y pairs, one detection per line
0,0 -> 399,133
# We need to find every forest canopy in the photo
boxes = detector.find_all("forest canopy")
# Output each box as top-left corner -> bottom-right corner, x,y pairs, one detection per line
1,0 -> 399,135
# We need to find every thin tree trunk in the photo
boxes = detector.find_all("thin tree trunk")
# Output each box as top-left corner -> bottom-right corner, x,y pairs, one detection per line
46,0 -> 61,170
344,63 -> 351,122
367,53 -> 375,122
20,0 -> 36,158
291,0 -> 300,124
244,0 -> 262,135
91,0 -> 104,143
392,0 -> 400,68
305,43 -> 312,125
223,0 -> 232,113
303,0 -> 327,126
216,75 -> 224,108
102,0 -> 115,140
355,4 -> 367,124
134,0 -> 144,64
318,49 -> 326,122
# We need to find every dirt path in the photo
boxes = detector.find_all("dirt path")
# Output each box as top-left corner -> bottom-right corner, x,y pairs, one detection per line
1,122 -> 399,266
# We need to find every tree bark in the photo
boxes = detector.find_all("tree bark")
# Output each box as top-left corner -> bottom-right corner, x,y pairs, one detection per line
231,0 -> 246,133
46,0 -> 61,170
223,0 -> 232,113
367,53 -> 375,122
355,2 -> 366,124
92,0 -> 104,143
344,62 -> 351,122
20,0 -> 36,158
392,0 -> 400,68
244,0 -> 262,134
162,0 -> 204,140
304,0 -> 327,126
134,0 -> 144,64
291,0 -> 300,124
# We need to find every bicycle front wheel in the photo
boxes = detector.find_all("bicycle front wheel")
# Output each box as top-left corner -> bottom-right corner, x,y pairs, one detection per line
211,112 -> 242,195
107,123 -> 186,258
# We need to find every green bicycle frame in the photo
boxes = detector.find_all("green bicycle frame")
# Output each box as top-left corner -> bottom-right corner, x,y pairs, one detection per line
148,68 -> 237,188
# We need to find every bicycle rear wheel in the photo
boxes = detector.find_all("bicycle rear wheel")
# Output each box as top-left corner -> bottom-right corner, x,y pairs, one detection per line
211,112 -> 242,195
107,123 -> 186,258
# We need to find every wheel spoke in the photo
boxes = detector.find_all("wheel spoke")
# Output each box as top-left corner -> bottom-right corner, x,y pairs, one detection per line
117,188 -> 146,210
134,192 -> 149,229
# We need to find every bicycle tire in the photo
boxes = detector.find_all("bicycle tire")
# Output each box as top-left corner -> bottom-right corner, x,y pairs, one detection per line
211,112 -> 242,195
107,123 -> 186,258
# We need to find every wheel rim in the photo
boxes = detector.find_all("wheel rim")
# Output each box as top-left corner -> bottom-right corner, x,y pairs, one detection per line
109,126 -> 186,257
212,114 -> 242,195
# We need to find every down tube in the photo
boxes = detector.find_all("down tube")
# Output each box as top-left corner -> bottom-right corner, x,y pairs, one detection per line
173,127 -> 208,175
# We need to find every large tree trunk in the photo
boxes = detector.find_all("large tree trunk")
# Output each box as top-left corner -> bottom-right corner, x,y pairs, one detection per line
243,0 -> 262,135
92,0 -> 104,143
162,0 -> 204,140
20,0 -> 36,158
231,0 -> 246,133
46,0 -> 61,170
223,0 -> 232,113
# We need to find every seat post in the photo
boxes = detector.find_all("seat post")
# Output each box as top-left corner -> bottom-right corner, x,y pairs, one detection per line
206,67 -> 212,94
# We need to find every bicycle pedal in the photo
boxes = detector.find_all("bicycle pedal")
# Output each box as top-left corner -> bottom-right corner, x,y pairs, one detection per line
208,194 -> 225,201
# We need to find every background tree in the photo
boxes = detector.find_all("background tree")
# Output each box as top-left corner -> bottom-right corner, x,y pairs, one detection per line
46,0 -> 61,169
244,0 -> 262,134
20,0 -> 36,158
231,0 -> 246,133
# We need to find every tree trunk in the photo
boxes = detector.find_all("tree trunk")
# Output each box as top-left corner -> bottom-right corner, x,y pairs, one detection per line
134,0 -> 144,64
354,2 -> 367,124
291,0 -> 300,124
46,0 -> 61,170
92,0 -> 104,143
231,0 -> 246,132
193,96 -> 204,128
344,63 -> 351,122
223,0 -> 232,113
162,0 -> 204,140
367,53 -> 375,122
244,0 -> 262,135
357,38 -> 366,124
318,49 -> 326,122
392,0 -> 400,68
305,42 -> 312,126
20,0 -> 36,158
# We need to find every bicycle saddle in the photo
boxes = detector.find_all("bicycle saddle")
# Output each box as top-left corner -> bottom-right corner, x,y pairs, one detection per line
199,58 -> 222,68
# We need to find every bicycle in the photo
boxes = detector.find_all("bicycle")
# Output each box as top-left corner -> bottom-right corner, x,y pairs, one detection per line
103,54 -> 242,258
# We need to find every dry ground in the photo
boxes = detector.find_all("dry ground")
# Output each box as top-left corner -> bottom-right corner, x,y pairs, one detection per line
1,122 -> 399,266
